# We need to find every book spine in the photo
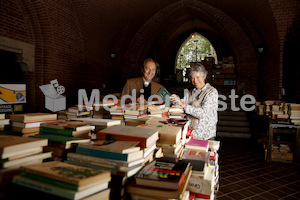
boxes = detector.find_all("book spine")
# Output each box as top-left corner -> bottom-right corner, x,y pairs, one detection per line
13,176 -> 75,199
76,146 -> 129,161
21,171 -> 78,191
96,133 -> 147,149
40,127 -> 73,136
40,131 -> 74,137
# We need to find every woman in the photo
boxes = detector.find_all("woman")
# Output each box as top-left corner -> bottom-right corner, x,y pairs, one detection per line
170,64 -> 218,140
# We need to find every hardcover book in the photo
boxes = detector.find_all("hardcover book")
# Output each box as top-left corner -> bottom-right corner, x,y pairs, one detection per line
0,135 -> 48,159
40,120 -> 95,132
8,113 -> 57,123
185,138 -> 209,152
20,161 -> 111,186
96,125 -> 159,149
156,87 -> 172,102
135,157 -> 190,190
78,140 -> 140,154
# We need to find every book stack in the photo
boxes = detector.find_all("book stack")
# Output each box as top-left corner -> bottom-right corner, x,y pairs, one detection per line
0,135 -> 51,198
137,123 -> 183,158
148,103 -> 169,118
264,100 -> 275,116
255,101 -> 264,115
57,110 -> 68,120
67,106 -> 93,119
66,140 -> 145,199
289,103 -> 300,125
96,125 -> 159,164
31,120 -> 93,161
127,157 -> 192,200
8,113 -> 58,137
68,117 -> 121,134
109,105 -> 124,120
12,161 -> 111,200
124,105 -> 148,120
265,144 -> 293,163
182,138 -> 219,200
93,101 -> 116,119
0,113 -> 10,131
169,105 -> 185,119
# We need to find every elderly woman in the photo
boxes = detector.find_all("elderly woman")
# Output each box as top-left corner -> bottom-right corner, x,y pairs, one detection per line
170,64 -> 218,140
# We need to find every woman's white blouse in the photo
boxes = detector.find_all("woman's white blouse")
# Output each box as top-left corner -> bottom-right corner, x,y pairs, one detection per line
182,83 -> 218,140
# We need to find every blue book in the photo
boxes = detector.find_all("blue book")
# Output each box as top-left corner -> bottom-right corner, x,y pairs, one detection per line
76,146 -> 143,162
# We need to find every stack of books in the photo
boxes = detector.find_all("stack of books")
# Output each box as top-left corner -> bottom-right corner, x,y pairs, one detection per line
109,105 -> 124,120
67,106 -> 93,119
96,125 -> 159,164
12,161 -> 111,200
124,105 -> 148,120
182,138 -> 220,200
148,104 -> 169,118
0,135 -> 51,198
127,157 -> 192,200
8,113 -> 58,137
68,117 -> 121,134
265,144 -> 293,163
168,105 -> 185,119
289,103 -> 300,125
30,120 -> 93,161
0,113 -> 10,131
137,123 -> 183,158
93,102 -> 115,119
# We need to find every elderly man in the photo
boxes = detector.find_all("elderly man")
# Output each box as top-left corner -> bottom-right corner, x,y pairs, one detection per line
121,58 -> 163,104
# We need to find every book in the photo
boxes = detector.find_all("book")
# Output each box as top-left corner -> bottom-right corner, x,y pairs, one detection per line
78,140 -> 140,154
0,152 -> 52,168
135,158 -> 190,190
20,161 -> 111,186
127,165 -> 192,199
8,113 -> 57,123
11,119 -> 59,128
67,152 -> 144,168
0,135 -> 48,159
68,118 -> 121,126
185,139 -> 209,152
40,126 -> 91,137
10,126 -> 40,134
12,175 -> 109,200
180,149 -> 209,171
156,87 -> 171,102
30,134 -> 90,149
96,125 -> 159,149
137,124 -> 182,145
76,146 -> 143,162
40,120 -> 95,132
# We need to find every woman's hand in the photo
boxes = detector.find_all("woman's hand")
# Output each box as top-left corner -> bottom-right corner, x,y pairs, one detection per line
170,94 -> 187,109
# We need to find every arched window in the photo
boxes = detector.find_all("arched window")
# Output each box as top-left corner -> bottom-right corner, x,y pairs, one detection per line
175,33 -> 217,81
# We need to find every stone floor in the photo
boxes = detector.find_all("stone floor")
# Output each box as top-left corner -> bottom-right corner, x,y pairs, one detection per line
217,137 -> 300,200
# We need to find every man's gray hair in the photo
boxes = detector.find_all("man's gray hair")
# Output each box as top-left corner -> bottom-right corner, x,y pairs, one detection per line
189,64 -> 208,78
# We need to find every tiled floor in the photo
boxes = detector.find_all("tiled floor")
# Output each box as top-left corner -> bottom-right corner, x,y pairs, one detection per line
217,137 -> 300,200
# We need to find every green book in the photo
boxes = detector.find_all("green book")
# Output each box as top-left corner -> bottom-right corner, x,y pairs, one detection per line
40,126 -> 73,136
157,87 -> 172,104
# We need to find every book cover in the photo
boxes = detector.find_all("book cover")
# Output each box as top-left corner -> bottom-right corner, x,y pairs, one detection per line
30,134 -> 90,149
96,125 -> 159,149
185,138 -> 209,152
0,135 -> 48,159
156,87 -> 171,102
137,124 -> 181,145
13,175 -> 109,200
20,161 -> 111,186
135,158 -> 190,190
78,140 -> 140,154
76,146 -> 143,162
40,120 -> 95,132
8,113 -> 57,123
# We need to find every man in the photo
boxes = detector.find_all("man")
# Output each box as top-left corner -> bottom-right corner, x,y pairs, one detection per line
121,58 -> 163,104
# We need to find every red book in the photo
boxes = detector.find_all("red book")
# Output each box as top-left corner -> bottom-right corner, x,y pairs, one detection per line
96,125 -> 159,149
185,138 -> 209,152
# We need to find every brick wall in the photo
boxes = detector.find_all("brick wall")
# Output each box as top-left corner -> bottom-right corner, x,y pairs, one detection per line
0,0 -> 298,112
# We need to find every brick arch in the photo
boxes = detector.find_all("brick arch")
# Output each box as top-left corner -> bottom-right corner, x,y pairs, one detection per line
123,0 -> 256,77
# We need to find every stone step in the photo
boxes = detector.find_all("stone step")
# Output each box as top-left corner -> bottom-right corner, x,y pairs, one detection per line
218,115 -> 249,121
218,120 -> 251,127
217,131 -> 251,139
217,126 -> 251,133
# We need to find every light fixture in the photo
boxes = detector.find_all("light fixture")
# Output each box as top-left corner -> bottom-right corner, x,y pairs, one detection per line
256,44 -> 264,53
109,51 -> 117,59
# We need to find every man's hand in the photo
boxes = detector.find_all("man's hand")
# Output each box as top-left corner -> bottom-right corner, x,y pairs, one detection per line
137,97 -> 147,104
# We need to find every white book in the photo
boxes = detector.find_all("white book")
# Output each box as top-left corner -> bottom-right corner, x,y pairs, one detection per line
1,152 -> 52,168
69,118 -> 121,126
